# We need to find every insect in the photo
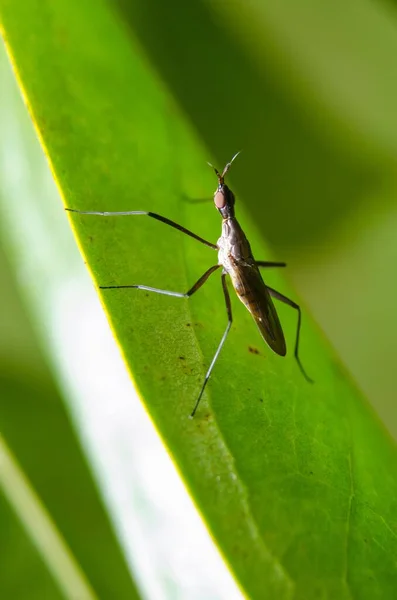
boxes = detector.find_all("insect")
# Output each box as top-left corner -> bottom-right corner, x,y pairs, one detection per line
66,153 -> 312,417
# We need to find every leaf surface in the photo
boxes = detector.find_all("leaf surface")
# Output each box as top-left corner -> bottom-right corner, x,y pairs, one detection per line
1,1 -> 397,598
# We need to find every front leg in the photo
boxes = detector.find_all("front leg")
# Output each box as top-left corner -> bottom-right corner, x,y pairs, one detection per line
66,208 -> 218,249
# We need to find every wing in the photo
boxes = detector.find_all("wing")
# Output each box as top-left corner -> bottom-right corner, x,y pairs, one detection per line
230,263 -> 286,356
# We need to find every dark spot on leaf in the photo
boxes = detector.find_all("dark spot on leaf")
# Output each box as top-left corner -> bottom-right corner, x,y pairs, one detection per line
248,346 -> 260,355
186,323 -> 191,327
259,398 -> 263,403
179,356 -> 185,360
145,293 -> 149,297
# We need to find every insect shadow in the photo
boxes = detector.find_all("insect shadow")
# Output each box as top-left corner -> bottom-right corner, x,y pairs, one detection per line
66,152 -> 312,417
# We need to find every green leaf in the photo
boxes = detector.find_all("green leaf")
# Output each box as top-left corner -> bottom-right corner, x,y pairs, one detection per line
0,36 -> 240,600
0,32 -> 237,600
1,0 -> 397,598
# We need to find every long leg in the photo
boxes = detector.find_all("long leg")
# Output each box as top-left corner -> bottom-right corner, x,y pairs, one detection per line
267,286 -> 313,383
190,273 -> 232,418
66,208 -> 217,249
256,261 -> 286,268
100,264 -> 220,297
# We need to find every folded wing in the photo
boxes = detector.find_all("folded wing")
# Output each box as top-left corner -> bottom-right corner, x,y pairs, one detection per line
230,263 -> 286,356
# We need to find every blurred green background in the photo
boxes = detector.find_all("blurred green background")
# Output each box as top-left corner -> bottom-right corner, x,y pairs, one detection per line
2,0 -> 397,598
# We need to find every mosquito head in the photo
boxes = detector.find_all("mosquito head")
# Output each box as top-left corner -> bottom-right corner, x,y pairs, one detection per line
209,151 -> 240,219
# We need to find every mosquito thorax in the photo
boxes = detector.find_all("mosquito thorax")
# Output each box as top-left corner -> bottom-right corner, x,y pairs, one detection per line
214,184 -> 235,219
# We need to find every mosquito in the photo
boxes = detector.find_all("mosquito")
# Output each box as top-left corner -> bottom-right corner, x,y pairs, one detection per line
66,152 -> 312,417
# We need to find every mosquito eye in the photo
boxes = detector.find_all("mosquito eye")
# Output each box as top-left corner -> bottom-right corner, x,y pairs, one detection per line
214,190 -> 226,209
